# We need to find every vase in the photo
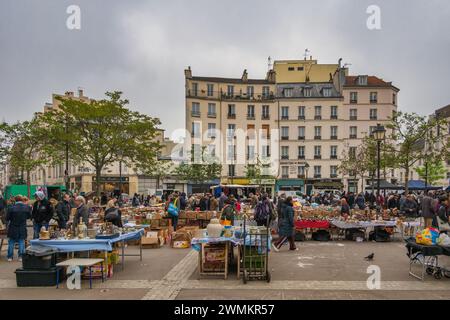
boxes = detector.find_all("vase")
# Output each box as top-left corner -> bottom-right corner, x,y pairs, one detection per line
207,218 -> 223,238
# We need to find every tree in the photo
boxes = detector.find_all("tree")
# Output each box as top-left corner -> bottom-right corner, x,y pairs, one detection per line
415,159 -> 447,186
0,118 -> 51,197
338,143 -> 367,193
387,111 -> 449,194
39,91 -> 162,196
172,146 -> 222,188
244,156 -> 274,189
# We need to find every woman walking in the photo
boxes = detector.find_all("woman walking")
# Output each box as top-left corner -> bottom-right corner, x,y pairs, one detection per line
6,195 -> 31,262
272,197 -> 297,252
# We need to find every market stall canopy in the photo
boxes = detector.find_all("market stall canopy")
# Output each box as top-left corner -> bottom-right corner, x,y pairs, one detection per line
365,180 -> 403,190
211,184 -> 259,189
403,180 -> 442,190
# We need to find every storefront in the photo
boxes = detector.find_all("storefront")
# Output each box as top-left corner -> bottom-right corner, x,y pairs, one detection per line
313,179 -> 344,192
92,176 -> 130,194
188,179 -> 220,194
276,179 -> 304,194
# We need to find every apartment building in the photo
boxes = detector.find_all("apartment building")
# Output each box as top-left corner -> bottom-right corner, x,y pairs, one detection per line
185,57 -> 400,194
431,104 -> 450,187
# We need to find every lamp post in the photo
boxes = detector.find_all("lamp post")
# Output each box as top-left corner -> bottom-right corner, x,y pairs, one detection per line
304,162 -> 310,196
372,124 -> 386,217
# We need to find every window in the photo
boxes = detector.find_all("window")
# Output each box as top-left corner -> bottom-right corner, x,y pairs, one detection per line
281,126 -> 289,140
370,108 -> 378,120
191,122 -> 200,138
283,88 -> 294,98
298,166 -> 305,176
288,67 -> 295,71
330,166 -> 338,177
247,105 -> 255,119
191,102 -> 200,116
207,84 -> 214,97
314,146 -> 322,159
192,83 -> 198,96
191,144 -> 202,161
297,66 -> 304,71
262,86 -> 270,98
247,124 -> 255,140
207,123 -> 216,138
281,146 -> 289,160
330,106 -> 338,119
349,146 -> 357,159
298,106 -> 305,119
350,126 -> 357,139
330,146 -> 338,159
281,166 -> 289,178
330,126 -> 338,139
261,124 -> 270,139
304,87 -> 312,97
358,76 -> 368,85
247,86 -> 254,97
370,92 -> 378,103
228,104 -> 236,118
227,124 -> 235,139
314,166 -> 321,178
261,145 -> 270,158
207,144 -> 216,157
207,103 -> 216,117
281,106 -> 289,120
227,85 -> 234,97
393,93 -> 397,105
298,126 -> 305,140
298,146 -> 305,159
350,92 -> 358,103
262,105 -> 270,119
228,164 -> 236,177
314,126 -> 322,139
227,145 -> 236,161
323,87 -> 332,97
350,109 -> 357,120
369,126 -> 377,135
314,106 -> 322,120
247,145 -> 255,160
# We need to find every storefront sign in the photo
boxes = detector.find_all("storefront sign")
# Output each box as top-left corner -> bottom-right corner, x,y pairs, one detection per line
91,176 -> 129,183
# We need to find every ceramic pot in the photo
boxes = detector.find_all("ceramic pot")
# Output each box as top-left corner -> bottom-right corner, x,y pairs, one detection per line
207,218 -> 223,238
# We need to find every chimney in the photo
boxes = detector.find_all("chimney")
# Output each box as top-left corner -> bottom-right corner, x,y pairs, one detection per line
266,69 -> 276,82
65,91 -> 74,97
184,66 -> 192,79
241,69 -> 248,82
78,88 -> 84,98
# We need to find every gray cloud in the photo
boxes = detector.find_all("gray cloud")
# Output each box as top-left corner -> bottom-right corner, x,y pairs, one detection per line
1,0 -> 449,136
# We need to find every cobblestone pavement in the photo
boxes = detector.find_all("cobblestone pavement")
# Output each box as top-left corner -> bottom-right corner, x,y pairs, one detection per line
0,241 -> 449,299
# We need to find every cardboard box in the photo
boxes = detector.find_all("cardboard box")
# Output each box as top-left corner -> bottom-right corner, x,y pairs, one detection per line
177,219 -> 186,226
178,211 -> 187,219
172,241 -> 190,249
186,211 -> 197,219
196,212 -> 208,220
151,220 -> 160,228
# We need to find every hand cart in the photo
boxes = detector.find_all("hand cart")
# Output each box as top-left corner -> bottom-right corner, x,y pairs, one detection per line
241,215 -> 271,284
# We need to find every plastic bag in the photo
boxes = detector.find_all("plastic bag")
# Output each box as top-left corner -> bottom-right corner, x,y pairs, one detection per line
416,227 -> 440,245
437,233 -> 450,246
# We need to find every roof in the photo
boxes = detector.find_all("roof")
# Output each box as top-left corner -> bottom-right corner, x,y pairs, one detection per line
435,105 -> 450,118
190,76 -> 274,85
344,76 -> 399,91
276,82 -> 342,99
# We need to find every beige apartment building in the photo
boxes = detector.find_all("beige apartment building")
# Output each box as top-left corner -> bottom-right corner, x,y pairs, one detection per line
185,57 -> 400,194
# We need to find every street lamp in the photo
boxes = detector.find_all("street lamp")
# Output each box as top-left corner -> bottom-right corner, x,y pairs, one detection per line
372,124 -> 386,215
304,162 -> 310,196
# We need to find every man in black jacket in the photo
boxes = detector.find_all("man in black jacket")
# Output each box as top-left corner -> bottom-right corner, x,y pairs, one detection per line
32,191 -> 54,239
6,195 -> 31,261
56,193 -> 71,229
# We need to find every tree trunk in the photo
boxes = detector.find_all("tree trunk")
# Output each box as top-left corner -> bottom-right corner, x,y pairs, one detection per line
26,170 -> 31,199
95,165 -> 102,197
404,164 -> 410,195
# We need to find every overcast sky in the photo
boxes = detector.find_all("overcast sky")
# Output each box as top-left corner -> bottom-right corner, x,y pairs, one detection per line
1,0 -> 449,140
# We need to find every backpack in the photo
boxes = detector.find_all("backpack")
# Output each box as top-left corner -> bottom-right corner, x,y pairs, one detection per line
255,201 -> 271,224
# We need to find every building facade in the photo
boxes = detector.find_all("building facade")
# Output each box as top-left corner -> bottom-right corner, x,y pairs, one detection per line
185,57 -> 400,194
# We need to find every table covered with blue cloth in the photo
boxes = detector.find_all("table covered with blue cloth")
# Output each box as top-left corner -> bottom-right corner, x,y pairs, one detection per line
30,230 -> 144,253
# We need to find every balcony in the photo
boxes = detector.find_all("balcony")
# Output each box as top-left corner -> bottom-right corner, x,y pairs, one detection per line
349,134 -> 357,139
191,111 -> 201,117
314,136 -> 322,140
330,115 -> 338,120
227,113 -> 236,119
186,89 -> 275,101
314,174 -> 322,179
298,136 -> 305,140
281,116 -> 289,120
314,155 -> 322,159
207,112 -> 216,118
298,155 -> 305,160
350,116 -> 357,121
370,99 -> 378,104
247,114 -> 255,120
330,174 -> 338,178
298,115 -> 305,120
314,115 -> 322,120
330,135 -> 338,140
370,116 -> 377,120
261,115 -> 270,120
297,174 -> 306,179
350,99 -> 358,104
281,175 -> 289,179
281,155 -> 289,160
281,136 -> 289,141
330,155 -> 338,160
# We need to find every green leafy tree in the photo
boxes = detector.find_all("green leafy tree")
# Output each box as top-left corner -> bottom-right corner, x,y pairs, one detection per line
387,111 -> 449,194
415,159 -> 447,186
39,91 -> 162,196
244,156 -> 274,188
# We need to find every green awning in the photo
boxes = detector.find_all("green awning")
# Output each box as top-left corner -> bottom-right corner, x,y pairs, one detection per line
276,179 -> 304,187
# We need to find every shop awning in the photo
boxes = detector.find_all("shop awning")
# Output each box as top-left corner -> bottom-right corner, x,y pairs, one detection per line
276,179 -> 304,187
313,181 -> 343,189
365,180 -> 402,190
404,180 -> 442,190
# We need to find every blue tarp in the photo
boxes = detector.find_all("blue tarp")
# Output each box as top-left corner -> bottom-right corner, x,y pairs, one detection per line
29,230 -> 144,253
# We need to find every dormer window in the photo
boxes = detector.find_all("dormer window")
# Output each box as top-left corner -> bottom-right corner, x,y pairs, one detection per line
283,88 -> 294,97
322,87 -> 332,97
358,76 -> 368,86
304,87 -> 312,97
